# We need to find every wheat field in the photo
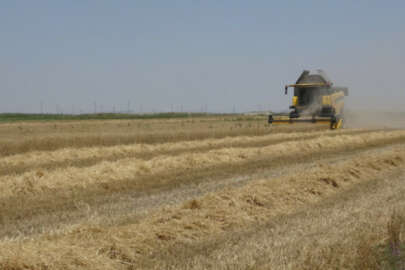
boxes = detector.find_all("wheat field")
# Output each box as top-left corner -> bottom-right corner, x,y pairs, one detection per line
0,115 -> 404,269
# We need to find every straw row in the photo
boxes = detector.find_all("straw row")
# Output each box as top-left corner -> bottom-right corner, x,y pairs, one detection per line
0,128 -> 369,176
1,139 -> 403,269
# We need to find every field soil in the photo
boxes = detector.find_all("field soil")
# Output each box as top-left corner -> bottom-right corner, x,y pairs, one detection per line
0,116 -> 404,269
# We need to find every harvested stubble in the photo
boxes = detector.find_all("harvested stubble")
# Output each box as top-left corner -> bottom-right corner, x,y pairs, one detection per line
1,141 -> 404,269
162,169 -> 405,270
0,128 -> 371,176
1,130 -> 404,202
3,129 -> 400,242
0,117 -> 323,157
1,117 -> 405,269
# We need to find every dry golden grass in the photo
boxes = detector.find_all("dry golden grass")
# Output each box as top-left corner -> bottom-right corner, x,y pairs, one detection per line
1,128 -> 398,241
0,116 -> 328,157
0,117 -> 404,269
0,142 -> 404,269
0,130 -> 403,203
0,128 -> 370,177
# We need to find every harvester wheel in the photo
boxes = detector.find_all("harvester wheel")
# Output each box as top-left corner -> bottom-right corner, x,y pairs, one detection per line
336,118 -> 344,129
330,117 -> 344,130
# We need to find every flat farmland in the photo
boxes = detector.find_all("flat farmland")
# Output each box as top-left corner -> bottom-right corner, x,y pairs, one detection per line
1,115 -> 405,269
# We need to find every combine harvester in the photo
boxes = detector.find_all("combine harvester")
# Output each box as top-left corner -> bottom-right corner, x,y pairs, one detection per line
269,70 -> 348,129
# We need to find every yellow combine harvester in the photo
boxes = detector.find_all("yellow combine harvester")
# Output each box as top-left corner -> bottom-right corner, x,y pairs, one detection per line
268,70 -> 348,129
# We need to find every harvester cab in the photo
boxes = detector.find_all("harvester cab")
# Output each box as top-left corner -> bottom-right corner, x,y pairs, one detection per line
269,70 -> 348,129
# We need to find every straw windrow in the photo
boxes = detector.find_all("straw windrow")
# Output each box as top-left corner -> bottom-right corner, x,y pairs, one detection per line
0,142 -> 403,269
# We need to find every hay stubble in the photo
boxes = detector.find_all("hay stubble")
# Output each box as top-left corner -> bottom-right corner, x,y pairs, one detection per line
0,117 -> 404,269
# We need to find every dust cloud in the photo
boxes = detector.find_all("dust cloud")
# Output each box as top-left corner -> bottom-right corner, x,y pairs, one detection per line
324,37 -> 405,129
344,110 -> 405,129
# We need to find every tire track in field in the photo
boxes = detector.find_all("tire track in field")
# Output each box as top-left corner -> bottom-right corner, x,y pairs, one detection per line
1,141 -> 404,269
0,128 -> 374,177
0,131 -> 405,240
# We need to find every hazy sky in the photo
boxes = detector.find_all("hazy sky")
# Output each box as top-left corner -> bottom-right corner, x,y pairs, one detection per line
1,1 -> 404,113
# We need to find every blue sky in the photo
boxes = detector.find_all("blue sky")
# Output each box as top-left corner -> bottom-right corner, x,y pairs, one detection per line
1,1 -> 404,113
